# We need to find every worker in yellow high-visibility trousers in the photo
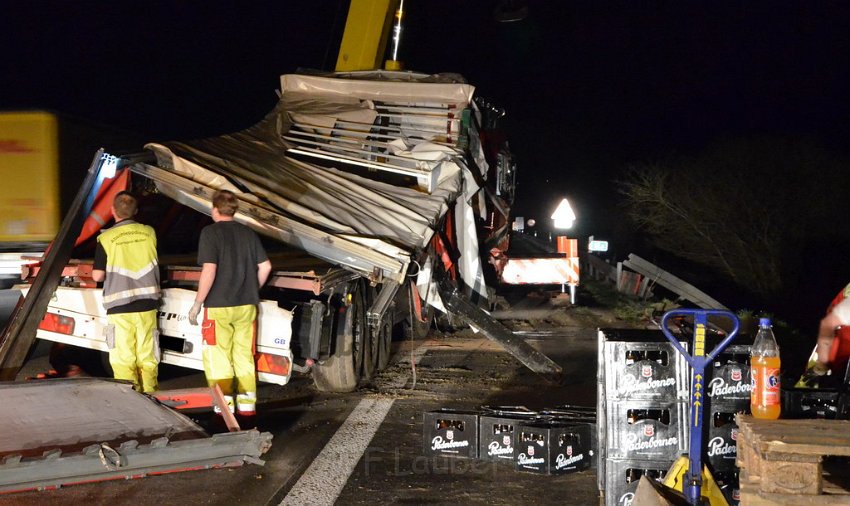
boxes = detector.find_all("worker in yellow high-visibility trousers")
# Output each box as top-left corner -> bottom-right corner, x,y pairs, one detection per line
92,191 -> 161,393
188,190 -> 271,420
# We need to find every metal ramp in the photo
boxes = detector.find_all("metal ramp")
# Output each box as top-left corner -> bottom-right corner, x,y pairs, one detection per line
0,378 -> 272,493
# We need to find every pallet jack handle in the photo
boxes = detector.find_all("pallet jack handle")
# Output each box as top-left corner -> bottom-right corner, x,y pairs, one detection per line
659,309 -> 740,506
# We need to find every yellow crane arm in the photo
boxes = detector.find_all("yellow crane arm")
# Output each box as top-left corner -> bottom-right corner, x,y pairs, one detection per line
335,0 -> 403,72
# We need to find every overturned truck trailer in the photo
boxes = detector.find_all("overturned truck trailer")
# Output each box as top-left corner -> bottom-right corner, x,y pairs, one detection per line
4,71 -> 562,391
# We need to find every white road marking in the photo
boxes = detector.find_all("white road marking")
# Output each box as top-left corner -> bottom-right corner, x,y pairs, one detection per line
280,343 -> 429,505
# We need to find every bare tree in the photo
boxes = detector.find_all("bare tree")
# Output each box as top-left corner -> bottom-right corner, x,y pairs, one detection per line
617,137 -> 848,299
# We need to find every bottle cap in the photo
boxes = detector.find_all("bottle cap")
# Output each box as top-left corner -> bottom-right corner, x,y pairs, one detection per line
759,317 -> 771,327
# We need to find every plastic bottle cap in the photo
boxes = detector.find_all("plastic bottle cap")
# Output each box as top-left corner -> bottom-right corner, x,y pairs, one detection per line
759,317 -> 771,327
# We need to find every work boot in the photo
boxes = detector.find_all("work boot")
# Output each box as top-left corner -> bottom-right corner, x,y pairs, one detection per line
237,413 -> 257,430
213,395 -> 235,414
795,362 -> 829,388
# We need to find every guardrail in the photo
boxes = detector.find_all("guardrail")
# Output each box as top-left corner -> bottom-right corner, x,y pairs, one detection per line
584,253 -> 727,310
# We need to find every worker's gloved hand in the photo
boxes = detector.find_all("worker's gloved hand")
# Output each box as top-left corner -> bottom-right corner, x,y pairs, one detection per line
188,301 -> 203,326
795,361 -> 829,389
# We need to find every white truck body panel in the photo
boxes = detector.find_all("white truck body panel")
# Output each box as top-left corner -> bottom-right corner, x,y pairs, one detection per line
18,286 -> 294,385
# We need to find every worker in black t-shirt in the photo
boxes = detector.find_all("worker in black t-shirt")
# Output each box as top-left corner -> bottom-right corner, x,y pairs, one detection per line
188,189 -> 271,417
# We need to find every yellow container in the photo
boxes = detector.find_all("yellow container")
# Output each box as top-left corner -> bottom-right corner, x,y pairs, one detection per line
0,111 -> 60,242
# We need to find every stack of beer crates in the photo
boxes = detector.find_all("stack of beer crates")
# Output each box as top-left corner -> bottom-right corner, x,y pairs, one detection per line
423,405 -> 596,475
704,342 -> 751,506
597,328 -> 689,506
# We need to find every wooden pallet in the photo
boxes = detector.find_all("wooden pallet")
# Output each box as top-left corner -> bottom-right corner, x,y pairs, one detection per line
735,414 -> 850,505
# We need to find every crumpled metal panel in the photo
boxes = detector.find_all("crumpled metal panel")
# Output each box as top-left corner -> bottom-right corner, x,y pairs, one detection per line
0,379 -> 206,458
0,378 -> 272,493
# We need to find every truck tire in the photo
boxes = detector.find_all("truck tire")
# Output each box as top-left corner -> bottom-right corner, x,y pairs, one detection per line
376,315 -> 392,371
351,285 -> 368,380
361,288 -> 377,382
312,284 -> 366,393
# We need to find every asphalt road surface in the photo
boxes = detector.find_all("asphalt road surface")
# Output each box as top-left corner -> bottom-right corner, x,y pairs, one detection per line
1,291 -> 632,506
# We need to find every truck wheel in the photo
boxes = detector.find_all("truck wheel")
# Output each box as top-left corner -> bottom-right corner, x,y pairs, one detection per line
312,285 -> 366,393
376,316 -> 392,371
362,329 -> 377,381
360,290 -> 377,382
350,285 -> 368,380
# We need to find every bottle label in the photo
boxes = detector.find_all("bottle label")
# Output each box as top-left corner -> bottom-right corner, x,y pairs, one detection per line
752,365 -> 781,406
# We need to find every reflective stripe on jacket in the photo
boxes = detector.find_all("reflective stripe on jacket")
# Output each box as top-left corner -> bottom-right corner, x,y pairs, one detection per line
98,220 -> 160,310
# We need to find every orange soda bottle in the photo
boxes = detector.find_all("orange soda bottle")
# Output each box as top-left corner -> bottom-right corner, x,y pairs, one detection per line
751,317 -> 781,419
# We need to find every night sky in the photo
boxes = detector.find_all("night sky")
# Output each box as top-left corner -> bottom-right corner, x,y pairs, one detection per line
3,1 -> 850,239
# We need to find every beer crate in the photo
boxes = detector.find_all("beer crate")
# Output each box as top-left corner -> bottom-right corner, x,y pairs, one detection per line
705,344 -> 752,406
713,469 -> 741,506
705,409 -> 743,473
597,329 -> 609,490
605,400 -> 688,461
514,420 -> 594,475
538,405 -> 597,469
601,330 -> 689,402
477,407 -> 538,463
603,458 -> 672,506
781,388 -> 850,420
423,409 -> 480,459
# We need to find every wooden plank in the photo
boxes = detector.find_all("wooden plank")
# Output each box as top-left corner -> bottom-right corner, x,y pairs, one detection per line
736,414 -> 850,499
739,488 -> 850,505
738,416 -> 850,456
761,459 -> 822,494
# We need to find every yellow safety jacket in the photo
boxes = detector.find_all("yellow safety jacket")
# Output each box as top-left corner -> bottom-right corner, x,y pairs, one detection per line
97,220 -> 160,310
